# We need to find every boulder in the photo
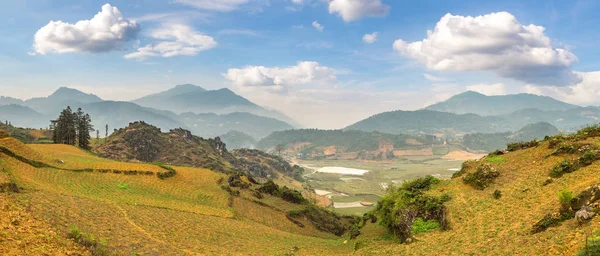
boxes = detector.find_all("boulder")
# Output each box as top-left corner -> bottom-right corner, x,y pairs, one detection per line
571,185 -> 600,211
575,206 -> 595,224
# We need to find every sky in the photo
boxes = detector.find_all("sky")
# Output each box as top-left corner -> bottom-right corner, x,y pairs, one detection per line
1,0 -> 600,129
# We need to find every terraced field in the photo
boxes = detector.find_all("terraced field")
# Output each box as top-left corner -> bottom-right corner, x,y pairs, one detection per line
0,139 -> 354,255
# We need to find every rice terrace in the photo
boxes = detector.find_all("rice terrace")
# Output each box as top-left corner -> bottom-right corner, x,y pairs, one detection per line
4,1 -> 600,255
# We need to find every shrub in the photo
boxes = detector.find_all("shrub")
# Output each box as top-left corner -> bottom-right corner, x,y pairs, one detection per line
257,180 -> 280,195
462,164 -> 500,190
280,186 -> 306,204
579,150 -> 598,166
411,218 -> 440,234
507,140 -> 539,152
493,190 -> 502,199
289,205 -> 346,236
577,232 -> 600,256
558,188 -> 573,210
68,227 -> 109,256
452,160 -> 475,179
549,160 -> 579,178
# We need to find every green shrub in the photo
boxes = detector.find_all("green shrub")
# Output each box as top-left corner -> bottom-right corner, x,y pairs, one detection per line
462,164 -> 500,190
452,160 -> 475,179
486,156 -> 504,162
289,205 -> 347,236
115,183 -> 129,189
493,190 -> 502,199
579,150 -> 598,166
68,227 -> 109,256
257,180 -> 280,195
549,160 -> 579,178
558,188 -> 573,209
280,186 -> 306,204
507,140 -> 539,152
411,218 -> 440,234
577,232 -> 600,256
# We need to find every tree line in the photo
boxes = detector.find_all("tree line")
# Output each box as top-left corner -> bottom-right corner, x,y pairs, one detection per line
50,106 -> 94,150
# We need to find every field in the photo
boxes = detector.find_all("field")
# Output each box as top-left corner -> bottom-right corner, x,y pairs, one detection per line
0,139 -> 354,255
354,137 -> 600,255
299,155 -> 464,215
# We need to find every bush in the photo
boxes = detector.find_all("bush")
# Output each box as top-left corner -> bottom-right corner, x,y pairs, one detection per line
507,140 -> 539,152
577,232 -> 600,256
411,218 -> 440,234
579,150 -> 598,166
558,188 -> 573,209
549,160 -> 579,178
289,205 -> 347,236
280,186 -> 306,204
68,227 -> 109,256
462,164 -> 500,190
493,190 -> 502,199
257,180 -> 280,195
452,160 -> 475,179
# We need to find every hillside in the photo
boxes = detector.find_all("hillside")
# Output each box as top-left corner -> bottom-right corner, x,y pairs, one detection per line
93,121 -> 237,173
233,148 -> 305,181
179,111 -> 294,139
220,130 -> 258,149
425,91 -> 578,116
133,84 -> 299,127
259,129 -> 443,159
350,126 -> 600,255
0,132 -> 355,255
463,122 -> 560,152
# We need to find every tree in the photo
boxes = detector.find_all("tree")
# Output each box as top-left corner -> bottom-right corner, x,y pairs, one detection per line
275,144 -> 285,156
96,129 -> 100,140
51,106 -> 92,149
105,124 -> 108,142
77,112 -> 93,150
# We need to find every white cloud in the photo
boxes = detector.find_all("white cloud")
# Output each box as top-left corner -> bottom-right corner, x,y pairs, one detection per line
217,29 -> 259,36
423,74 -> 449,82
312,21 -> 324,32
223,61 -> 336,93
328,0 -> 390,22
393,12 -> 579,86
522,71 -> 600,105
362,32 -> 378,44
465,83 -> 506,96
33,4 -> 139,54
173,0 -> 250,12
124,24 -> 216,60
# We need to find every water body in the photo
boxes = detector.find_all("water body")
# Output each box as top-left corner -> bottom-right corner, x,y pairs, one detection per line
317,166 -> 370,175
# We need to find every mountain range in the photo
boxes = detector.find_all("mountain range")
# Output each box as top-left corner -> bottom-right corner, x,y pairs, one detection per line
0,85 -> 296,140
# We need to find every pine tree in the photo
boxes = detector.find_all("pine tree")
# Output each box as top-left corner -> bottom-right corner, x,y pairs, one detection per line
105,124 -> 108,142
76,110 -> 93,150
96,129 -> 100,140
51,106 -> 92,148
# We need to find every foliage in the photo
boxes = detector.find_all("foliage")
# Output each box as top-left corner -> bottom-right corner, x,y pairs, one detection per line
550,160 -> 579,178
0,122 -> 36,143
233,148 -> 304,181
507,139 -> 539,152
256,179 -> 306,204
493,190 -> 502,199
68,227 -> 109,256
375,175 -> 449,242
288,205 -> 347,236
452,160 -> 475,179
558,188 -> 573,209
577,231 -> 600,256
411,218 -> 441,234
462,164 -> 500,190
486,156 -> 504,162
51,107 -> 94,149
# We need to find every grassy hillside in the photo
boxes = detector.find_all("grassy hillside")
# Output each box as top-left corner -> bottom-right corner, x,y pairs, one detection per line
352,126 -> 600,255
220,130 -> 258,149
463,122 -> 560,152
0,134 -> 355,255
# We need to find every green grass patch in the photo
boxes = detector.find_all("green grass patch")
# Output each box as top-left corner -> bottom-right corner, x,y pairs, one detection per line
486,156 -> 504,163
116,183 -> 129,190
412,218 -> 440,234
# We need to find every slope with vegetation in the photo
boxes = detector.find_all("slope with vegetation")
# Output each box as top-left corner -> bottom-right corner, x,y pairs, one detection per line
220,130 -> 258,149
352,125 -> 600,255
0,132 -> 356,255
463,122 -> 560,152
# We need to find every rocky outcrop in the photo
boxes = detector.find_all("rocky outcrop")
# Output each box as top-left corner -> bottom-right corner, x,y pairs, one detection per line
571,184 -> 600,211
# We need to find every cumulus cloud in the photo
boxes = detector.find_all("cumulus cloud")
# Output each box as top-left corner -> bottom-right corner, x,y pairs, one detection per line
33,4 -> 139,54
362,32 -> 378,44
223,61 -> 336,92
328,0 -> 390,22
522,72 -> 600,105
124,24 -> 216,60
393,12 -> 580,86
312,21 -> 324,31
465,83 -> 506,96
173,0 -> 250,12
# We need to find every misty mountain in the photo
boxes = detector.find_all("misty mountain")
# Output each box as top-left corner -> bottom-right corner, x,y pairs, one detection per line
0,96 -> 24,106
133,84 -> 300,127
463,122 -> 560,152
219,130 -> 258,149
0,87 -> 295,139
425,91 -> 578,116
179,112 -> 294,139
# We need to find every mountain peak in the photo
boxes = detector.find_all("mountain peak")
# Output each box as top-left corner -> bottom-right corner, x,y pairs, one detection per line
174,83 -> 205,91
49,87 -> 103,102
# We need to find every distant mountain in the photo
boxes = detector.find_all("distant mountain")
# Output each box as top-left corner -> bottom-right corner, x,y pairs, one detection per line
179,112 -> 293,139
220,131 -> 258,149
0,87 -> 295,139
344,110 -> 513,136
0,96 -> 24,106
23,87 -> 104,115
133,84 -> 300,127
425,91 -> 578,116
0,105 -> 45,128
463,122 -> 560,152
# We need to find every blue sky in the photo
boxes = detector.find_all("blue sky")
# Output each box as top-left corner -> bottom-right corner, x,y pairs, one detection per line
1,0 -> 599,128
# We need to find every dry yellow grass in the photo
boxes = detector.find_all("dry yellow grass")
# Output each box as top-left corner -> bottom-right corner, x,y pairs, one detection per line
356,139 -> 600,255
0,193 -> 89,256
